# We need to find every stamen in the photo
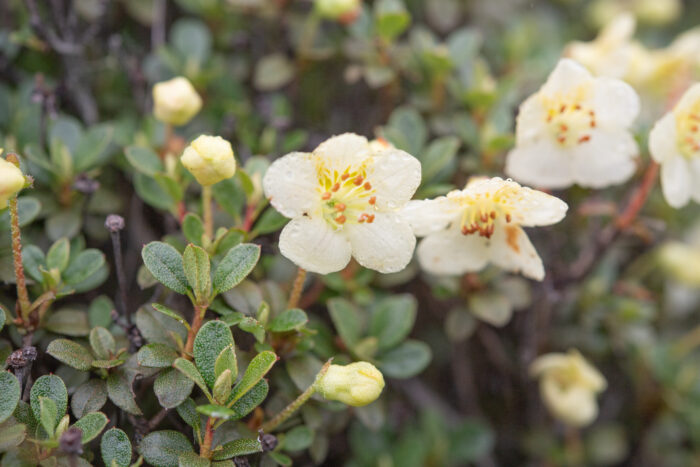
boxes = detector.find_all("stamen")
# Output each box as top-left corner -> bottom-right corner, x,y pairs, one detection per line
335,203 -> 346,212
369,196 -> 376,205
321,192 -> 331,200
364,182 -> 372,190
506,213 -> 511,223
353,176 -> 363,185
366,214 -> 375,223
578,135 -> 591,143
341,173 -> 349,181
335,214 -> 346,224
332,183 -> 340,192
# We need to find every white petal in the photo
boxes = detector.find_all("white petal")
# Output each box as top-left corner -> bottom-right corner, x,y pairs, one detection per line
675,82 -> 700,112
541,59 -> 592,96
661,155 -> 692,208
505,139 -> 573,189
689,158 -> 700,204
263,152 -> 319,218
314,133 -> 369,171
401,198 -> 457,237
649,112 -> 679,163
591,78 -> 640,128
416,228 -> 490,276
279,216 -> 352,274
489,224 -> 545,281
571,129 -> 637,188
515,94 -> 548,146
368,149 -> 422,209
509,187 -> 569,227
541,379 -> 598,427
344,212 -> 416,273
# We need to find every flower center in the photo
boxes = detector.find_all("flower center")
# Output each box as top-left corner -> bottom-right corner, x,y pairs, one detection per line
317,165 -> 376,229
453,186 -> 516,238
545,102 -> 597,148
676,104 -> 700,159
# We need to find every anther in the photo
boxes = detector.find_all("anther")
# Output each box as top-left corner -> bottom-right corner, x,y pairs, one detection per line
322,192 -> 331,200
559,123 -> 568,132
335,215 -> 346,224
578,135 -> 591,143
368,196 -> 376,205
353,176 -> 363,185
341,173 -> 349,180
590,120 -> 596,128
366,214 -> 375,223
364,182 -> 372,190
560,104 -> 567,113
332,183 -> 340,192
490,211 -> 496,219
335,203 -> 346,212
557,135 -> 566,144
505,213 -> 511,223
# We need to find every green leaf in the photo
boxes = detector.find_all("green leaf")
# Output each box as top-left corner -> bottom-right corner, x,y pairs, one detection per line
179,452 -> 211,467
196,404 -> 237,420
88,295 -> 114,328
212,439 -> 262,460
282,425 -> 313,452
328,298 -> 363,348
151,303 -> 191,330
0,421 -> 27,451
22,245 -> 45,282
39,397 -> 58,437
0,196 -> 41,231
377,339 -> 431,379
0,371 -> 20,423
135,172 -> 175,210
268,308 -> 308,333
374,0 -> 411,41
384,106 -> 426,156
229,379 -> 268,419
142,242 -> 189,295
46,338 -> 94,371
211,177 -> 245,219
101,428 -> 133,467
30,375 -> 67,428
46,238 -> 70,272
74,125 -> 113,171
137,343 -> 180,368
214,345 -> 238,381
72,379 -> 108,419
239,317 -> 266,343
173,358 -> 213,402
125,146 -> 164,176
138,430 -> 194,467
155,173 -> 184,202
183,244 -> 211,303
106,369 -> 142,415
136,305 -> 188,347
73,411 -> 108,444
369,294 -> 416,351
63,249 -> 106,285
251,208 -> 288,235
194,320 -> 234,388
212,244 -> 261,294
176,398 -> 201,430
449,419 -> 495,464
171,18 -> 212,63
44,309 -> 90,336
89,326 -> 116,360
92,359 -> 125,369
183,214 -> 205,246
0,307 -> 5,333
228,351 -> 277,405
155,368 -> 195,409
421,136 -> 459,183
268,451 -> 292,466
214,229 -> 244,256
213,369 -> 232,405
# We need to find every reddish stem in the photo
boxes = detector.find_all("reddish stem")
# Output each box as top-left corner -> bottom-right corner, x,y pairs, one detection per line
615,161 -> 659,230
200,417 -> 214,458
242,204 -> 256,232
9,195 -> 30,320
183,304 -> 206,359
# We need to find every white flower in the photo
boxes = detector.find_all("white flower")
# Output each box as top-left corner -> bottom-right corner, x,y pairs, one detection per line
314,362 -> 385,407
181,135 -> 237,186
0,156 -> 25,207
263,133 -> 421,274
505,58 -> 640,189
152,77 -> 202,126
649,83 -> 700,208
405,177 -> 567,281
530,349 -> 607,427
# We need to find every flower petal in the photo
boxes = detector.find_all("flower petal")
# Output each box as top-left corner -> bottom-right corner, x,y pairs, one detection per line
571,129 -> 637,188
515,94 -> 548,146
279,216 -> 352,274
508,187 -> 569,227
314,133 -> 370,172
661,154 -> 692,208
368,149 -> 422,209
591,78 -> 640,128
263,152 -> 320,218
344,213 -> 416,273
541,379 -> 598,427
689,158 -> 700,204
401,198 -> 457,237
505,139 -> 573,189
489,224 -> 545,280
541,59 -> 592,96
416,228 -> 490,276
649,112 -> 679,163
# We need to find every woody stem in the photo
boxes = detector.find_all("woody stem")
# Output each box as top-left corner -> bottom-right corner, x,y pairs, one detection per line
287,268 -> 306,309
202,185 -> 213,240
199,417 -> 214,458
183,304 -> 206,358
9,195 -> 30,320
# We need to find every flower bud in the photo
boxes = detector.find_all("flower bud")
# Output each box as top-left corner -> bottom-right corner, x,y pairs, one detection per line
0,157 -> 26,207
314,362 -> 384,407
152,77 -> 202,126
530,349 -> 606,427
315,0 -> 361,22
181,135 -> 237,186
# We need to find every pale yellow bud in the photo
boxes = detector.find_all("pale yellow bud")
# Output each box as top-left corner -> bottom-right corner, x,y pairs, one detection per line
152,77 -> 202,126
530,349 -> 606,427
0,158 -> 25,207
659,242 -> 700,286
181,135 -> 237,186
315,0 -> 360,21
634,0 -> 680,26
314,362 -> 384,407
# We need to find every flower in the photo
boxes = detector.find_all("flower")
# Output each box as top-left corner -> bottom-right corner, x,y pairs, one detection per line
152,77 -> 202,126
649,83 -> 700,208
587,0 -> 681,27
315,0 -> 361,22
404,177 -> 567,280
504,58 -> 640,189
530,349 -> 607,427
0,156 -> 26,207
263,133 -> 421,274
314,362 -> 385,407
181,135 -> 237,186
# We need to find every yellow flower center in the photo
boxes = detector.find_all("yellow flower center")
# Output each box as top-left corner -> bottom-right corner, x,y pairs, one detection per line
675,102 -> 700,159
452,185 -> 518,238
541,86 -> 596,148
317,163 -> 377,229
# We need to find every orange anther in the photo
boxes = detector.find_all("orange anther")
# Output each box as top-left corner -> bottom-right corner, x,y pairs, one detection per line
578,135 -> 591,143
341,173 -> 349,180
557,135 -> 566,143
335,214 -> 346,224
461,225 -> 469,235
692,125 -> 698,132
560,104 -> 567,113
505,213 -> 512,223
332,183 -> 340,192
574,104 -> 581,110
366,214 -> 375,223
490,211 -> 496,219
353,176 -> 364,185
335,203 -> 346,212
321,192 -> 331,200
364,182 -> 372,190
560,124 -> 568,131
369,196 -> 376,205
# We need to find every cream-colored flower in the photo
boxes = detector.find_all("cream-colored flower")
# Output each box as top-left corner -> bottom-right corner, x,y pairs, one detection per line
0,157 -> 26,207
404,177 -> 567,281
263,133 -> 421,274
152,77 -> 202,126
315,0 -> 360,21
181,135 -> 237,186
530,349 -> 607,427
588,0 -> 681,27
314,362 -> 384,407
505,59 -> 640,189
649,83 -> 700,208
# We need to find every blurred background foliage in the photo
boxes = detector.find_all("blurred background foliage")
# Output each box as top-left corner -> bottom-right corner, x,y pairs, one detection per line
2,0 -> 700,465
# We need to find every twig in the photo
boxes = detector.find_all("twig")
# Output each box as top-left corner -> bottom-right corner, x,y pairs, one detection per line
287,268 -> 306,309
105,215 -> 130,324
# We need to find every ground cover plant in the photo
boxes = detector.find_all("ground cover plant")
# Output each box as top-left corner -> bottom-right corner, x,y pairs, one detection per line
2,0 -> 700,465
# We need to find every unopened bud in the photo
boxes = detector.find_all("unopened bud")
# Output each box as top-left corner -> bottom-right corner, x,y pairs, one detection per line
181,135 -> 237,186
152,77 -> 202,126
314,362 -> 384,407
315,0 -> 361,22
0,157 -> 26,207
